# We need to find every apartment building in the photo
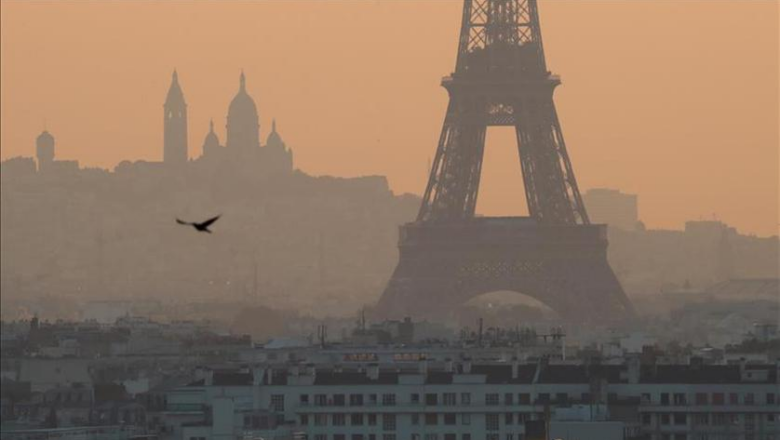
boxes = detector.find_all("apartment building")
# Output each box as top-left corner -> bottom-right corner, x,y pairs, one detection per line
156,359 -> 779,440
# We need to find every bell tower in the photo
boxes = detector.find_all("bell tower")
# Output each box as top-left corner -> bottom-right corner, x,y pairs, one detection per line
163,69 -> 188,165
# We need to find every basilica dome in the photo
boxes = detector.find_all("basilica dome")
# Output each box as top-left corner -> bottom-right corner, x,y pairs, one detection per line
226,71 -> 260,149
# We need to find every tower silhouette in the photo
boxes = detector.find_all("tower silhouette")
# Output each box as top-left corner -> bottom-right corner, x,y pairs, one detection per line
377,0 -> 634,322
163,70 -> 188,165
36,130 -> 55,172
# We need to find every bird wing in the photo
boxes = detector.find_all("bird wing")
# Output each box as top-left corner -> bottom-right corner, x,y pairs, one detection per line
199,215 -> 221,228
176,218 -> 191,225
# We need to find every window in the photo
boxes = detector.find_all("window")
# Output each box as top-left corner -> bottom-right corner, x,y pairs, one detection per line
352,436 -> 364,440
695,393 -> 707,405
768,393 -> 776,405
555,393 -> 567,404
673,435 -> 685,440
425,413 -> 438,426
461,393 -> 471,405
300,414 -> 309,426
350,394 -> 364,406
444,435 -> 456,440
424,435 -> 438,440
315,414 -> 327,426
518,393 -> 530,405
315,435 -> 327,440
444,413 -> 456,425
382,414 -> 396,431
537,393 -> 550,404
369,394 -> 378,405
505,413 -> 514,425
642,414 -> 651,426
581,393 -> 591,403
382,436 -> 396,440
504,393 -> 513,405
271,395 -> 285,412
351,413 -> 364,426
673,393 -> 686,405
661,393 -> 670,405
744,393 -> 754,405
486,414 -> 500,431
333,414 -> 346,426
382,394 -> 396,406
505,435 -> 514,440
462,435 -> 471,440
333,394 -> 346,406
673,413 -> 686,425
693,413 -> 708,426
713,414 -> 727,426
300,394 -> 310,405
462,414 -> 471,425
486,393 -> 500,406
661,414 -> 671,425
315,394 -> 328,406
426,393 -> 438,406
335,435 -> 345,440
712,393 -> 724,405
368,414 -> 377,426
443,393 -> 456,406
729,393 -> 738,405
412,414 -> 420,425
411,393 -> 420,404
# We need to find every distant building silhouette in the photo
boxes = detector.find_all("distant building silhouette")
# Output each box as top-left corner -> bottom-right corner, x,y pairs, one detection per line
201,119 -> 221,157
226,71 -> 260,150
582,188 -> 639,231
35,130 -> 55,172
163,70 -> 188,166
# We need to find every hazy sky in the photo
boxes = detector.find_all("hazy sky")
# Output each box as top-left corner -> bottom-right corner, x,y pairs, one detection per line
1,1 -> 778,236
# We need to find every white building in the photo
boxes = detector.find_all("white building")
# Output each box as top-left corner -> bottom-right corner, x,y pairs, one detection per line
153,359 -> 780,440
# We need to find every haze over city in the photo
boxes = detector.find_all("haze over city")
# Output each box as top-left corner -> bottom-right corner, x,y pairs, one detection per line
1,2 -> 779,440
2,0 -> 777,236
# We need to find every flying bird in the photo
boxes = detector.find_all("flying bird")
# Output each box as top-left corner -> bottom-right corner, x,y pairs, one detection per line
176,215 -> 221,233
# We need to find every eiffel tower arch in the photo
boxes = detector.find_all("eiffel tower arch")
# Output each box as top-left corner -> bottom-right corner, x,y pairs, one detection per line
377,0 -> 635,322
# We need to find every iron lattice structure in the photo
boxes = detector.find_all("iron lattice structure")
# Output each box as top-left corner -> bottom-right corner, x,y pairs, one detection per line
377,0 -> 634,322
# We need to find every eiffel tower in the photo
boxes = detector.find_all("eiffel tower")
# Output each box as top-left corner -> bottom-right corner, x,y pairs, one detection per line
376,0 -> 634,322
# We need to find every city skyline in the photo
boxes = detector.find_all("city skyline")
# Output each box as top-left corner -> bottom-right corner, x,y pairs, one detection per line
1,1 -> 778,236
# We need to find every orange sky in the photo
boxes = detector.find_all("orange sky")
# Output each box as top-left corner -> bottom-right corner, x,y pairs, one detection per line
1,1 -> 778,236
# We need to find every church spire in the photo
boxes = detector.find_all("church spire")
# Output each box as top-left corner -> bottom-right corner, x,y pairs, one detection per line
164,69 -> 188,165
272,118 -> 277,133
239,70 -> 246,92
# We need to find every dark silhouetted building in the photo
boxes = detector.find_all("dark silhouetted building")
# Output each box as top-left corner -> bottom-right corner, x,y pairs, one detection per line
583,188 -> 639,231
163,70 -> 188,165
35,130 -> 55,172
226,71 -> 260,150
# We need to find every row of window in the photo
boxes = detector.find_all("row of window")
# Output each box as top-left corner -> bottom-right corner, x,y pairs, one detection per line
297,392 -> 557,407
299,412 -> 540,429
650,392 -> 777,406
300,413 -> 397,430
643,412 -> 778,427
294,391 -> 778,409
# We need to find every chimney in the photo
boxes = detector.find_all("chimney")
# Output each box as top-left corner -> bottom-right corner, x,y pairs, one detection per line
627,356 -> 640,384
367,364 -> 380,380
418,359 -> 428,375
444,358 -> 454,373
